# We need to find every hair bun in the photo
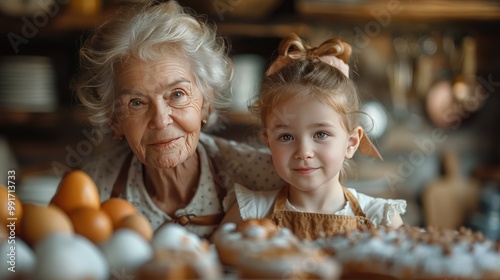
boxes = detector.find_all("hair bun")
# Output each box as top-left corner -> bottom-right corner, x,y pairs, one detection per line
337,42 -> 352,64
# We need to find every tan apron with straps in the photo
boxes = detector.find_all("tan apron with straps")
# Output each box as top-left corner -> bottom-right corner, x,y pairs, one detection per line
270,185 -> 374,240
111,152 -> 224,227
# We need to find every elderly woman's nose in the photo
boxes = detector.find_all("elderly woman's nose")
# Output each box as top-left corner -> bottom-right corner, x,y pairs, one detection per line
149,101 -> 173,129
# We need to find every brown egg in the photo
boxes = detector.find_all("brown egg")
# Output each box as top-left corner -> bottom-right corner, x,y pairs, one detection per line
1,184 -> 23,228
50,170 -> 100,214
68,207 -> 113,244
100,198 -> 137,230
116,214 -> 153,241
0,223 -> 8,241
20,203 -> 74,247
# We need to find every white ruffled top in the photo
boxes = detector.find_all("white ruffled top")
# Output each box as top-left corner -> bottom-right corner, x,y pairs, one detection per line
231,183 -> 407,227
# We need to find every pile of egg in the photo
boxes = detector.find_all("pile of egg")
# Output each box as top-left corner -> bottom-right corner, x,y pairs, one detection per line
0,170 -> 210,280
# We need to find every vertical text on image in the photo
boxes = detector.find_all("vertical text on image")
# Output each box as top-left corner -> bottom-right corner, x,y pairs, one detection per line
6,170 -> 17,273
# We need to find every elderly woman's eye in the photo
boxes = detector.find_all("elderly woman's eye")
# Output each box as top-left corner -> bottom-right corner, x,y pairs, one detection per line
169,89 -> 190,107
129,99 -> 143,107
172,90 -> 185,99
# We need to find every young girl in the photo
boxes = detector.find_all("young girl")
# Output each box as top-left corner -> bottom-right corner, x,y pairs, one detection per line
220,34 -> 406,240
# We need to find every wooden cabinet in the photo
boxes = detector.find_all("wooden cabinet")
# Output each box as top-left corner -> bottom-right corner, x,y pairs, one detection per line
295,0 -> 500,22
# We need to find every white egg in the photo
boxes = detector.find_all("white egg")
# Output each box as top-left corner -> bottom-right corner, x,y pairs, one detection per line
0,238 -> 36,279
73,234 -> 109,280
100,229 -> 152,277
152,223 -> 201,252
34,233 -> 109,280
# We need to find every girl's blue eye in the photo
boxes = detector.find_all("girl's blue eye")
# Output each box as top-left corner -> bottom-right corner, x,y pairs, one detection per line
279,134 -> 293,141
315,131 -> 329,139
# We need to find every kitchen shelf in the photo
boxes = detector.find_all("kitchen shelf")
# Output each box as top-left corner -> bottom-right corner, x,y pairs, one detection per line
474,164 -> 500,181
0,8 -> 310,38
47,9 -> 116,32
0,110 -> 259,131
0,10 -> 102,35
0,107 -> 86,128
217,22 -> 310,38
2,1 -> 498,38
58,15 -> 310,39
295,0 -> 500,22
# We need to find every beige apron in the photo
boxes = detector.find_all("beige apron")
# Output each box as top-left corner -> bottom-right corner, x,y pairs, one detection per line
269,185 -> 374,240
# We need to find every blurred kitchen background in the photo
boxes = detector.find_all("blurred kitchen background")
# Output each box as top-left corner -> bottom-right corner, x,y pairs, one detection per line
1,0 -> 500,239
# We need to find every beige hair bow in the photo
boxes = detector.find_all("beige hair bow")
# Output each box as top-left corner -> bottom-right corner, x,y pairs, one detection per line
265,33 -> 351,77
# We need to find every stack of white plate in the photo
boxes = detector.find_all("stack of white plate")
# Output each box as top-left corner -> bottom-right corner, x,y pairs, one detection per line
17,175 -> 60,205
0,56 -> 58,112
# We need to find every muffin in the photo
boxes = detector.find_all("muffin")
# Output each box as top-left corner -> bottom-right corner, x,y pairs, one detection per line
135,249 -> 222,280
212,218 -> 300,267
236,243 -> 341,279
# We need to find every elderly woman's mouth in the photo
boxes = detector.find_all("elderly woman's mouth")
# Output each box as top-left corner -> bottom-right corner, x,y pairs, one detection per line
150,137 -> 182,148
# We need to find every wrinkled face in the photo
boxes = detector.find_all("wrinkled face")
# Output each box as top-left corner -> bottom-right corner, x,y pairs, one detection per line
112,56 -> 208,169
265,97 -> 357,192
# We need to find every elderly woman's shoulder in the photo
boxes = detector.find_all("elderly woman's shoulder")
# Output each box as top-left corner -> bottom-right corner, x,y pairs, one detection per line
199,133 -> 284,192
200,132 -> 270,155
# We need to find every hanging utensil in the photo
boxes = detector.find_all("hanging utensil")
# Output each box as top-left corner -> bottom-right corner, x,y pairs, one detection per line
425,35 -> 484,129
388,36 -> 413,120
424,33 -> 458,129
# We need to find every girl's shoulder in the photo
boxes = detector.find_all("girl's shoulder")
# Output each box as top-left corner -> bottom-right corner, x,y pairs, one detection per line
345,187 -> 407,226
233,183 -> 282,220
345,187 -> 406,209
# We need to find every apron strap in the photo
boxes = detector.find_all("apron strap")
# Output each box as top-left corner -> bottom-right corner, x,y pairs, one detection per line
342,186 -> 368,218
342,186 -> 374,228
272,184 -> 289,212
111,152 -> 134,198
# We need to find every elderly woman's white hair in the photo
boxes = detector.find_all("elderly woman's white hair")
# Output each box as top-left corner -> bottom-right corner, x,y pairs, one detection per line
73,0 -> 232,131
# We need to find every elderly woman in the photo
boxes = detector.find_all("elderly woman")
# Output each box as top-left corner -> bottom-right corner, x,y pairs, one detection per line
74,0 -> 285,238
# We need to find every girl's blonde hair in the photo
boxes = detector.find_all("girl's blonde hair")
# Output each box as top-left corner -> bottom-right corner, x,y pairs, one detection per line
248,50 -> 362,183
73,0 -> 232,131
